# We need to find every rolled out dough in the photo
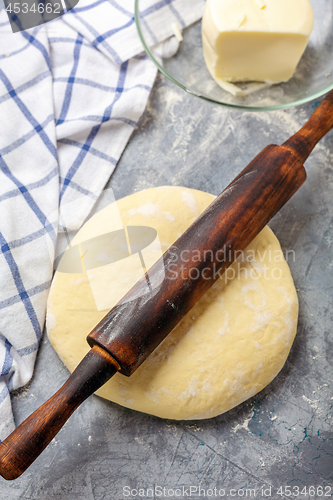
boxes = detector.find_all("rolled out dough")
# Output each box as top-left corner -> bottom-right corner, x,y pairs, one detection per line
46,186 -> 298,420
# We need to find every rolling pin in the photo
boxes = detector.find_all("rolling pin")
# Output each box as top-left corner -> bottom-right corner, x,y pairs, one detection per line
1,90 -> 333,481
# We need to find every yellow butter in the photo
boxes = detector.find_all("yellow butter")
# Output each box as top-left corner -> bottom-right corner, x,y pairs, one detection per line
202,0 -> 314,86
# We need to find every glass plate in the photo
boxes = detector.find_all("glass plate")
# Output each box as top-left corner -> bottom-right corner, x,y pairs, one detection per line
135,0 -> 333,110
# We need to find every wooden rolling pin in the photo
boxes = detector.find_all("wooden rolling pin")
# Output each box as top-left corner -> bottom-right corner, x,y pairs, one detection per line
1,90 -> 333,481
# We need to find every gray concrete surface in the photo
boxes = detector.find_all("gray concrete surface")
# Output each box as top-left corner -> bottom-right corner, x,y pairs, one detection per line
0,70 -> 332,499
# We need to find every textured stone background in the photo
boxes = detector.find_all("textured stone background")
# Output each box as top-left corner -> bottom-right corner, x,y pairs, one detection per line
0,68 -> 332,499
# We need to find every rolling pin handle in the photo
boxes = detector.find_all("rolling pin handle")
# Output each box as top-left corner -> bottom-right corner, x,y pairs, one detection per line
0,345 -> 118,481
283,89 -> 333,164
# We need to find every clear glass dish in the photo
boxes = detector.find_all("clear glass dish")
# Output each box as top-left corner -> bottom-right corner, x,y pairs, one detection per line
135,0 -> 333,111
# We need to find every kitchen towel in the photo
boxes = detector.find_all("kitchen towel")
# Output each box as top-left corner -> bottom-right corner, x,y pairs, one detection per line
0,0 -> 205,441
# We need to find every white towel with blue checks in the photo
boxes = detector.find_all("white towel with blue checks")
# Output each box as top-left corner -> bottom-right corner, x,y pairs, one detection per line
0,0 -> 205,441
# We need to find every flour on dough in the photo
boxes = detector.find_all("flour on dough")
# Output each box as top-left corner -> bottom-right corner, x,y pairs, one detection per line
46,186 -> 298,420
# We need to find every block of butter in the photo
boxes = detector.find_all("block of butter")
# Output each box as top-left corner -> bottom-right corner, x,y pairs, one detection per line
202,0 -> 314,87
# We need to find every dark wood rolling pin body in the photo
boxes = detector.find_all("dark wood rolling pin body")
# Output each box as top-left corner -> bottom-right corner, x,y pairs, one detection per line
87,145 -> 306,376
1,90 -> 333,481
